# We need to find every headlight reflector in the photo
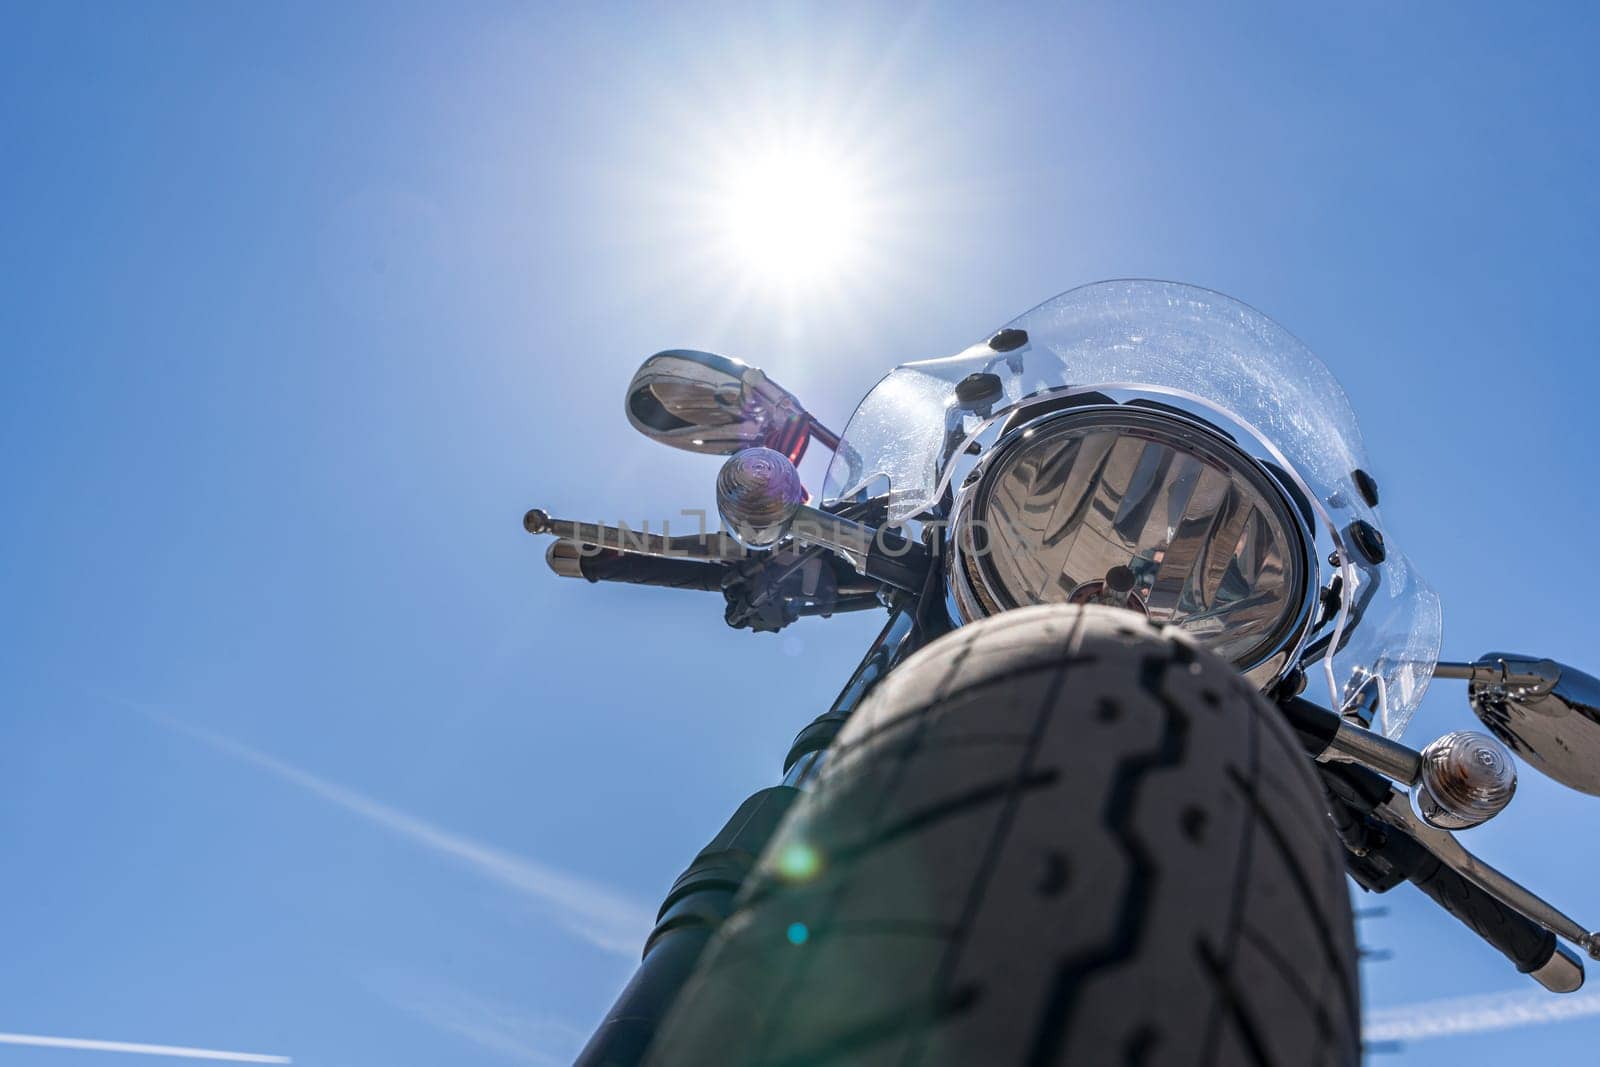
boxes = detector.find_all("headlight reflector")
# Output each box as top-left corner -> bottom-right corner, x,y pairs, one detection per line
950,407 -> 1313,682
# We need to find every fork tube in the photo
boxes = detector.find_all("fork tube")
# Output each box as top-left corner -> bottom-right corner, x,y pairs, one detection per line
573,607 -> 920,1066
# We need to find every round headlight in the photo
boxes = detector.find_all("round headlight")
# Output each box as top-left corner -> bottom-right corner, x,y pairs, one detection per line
949,406 -> 1314,683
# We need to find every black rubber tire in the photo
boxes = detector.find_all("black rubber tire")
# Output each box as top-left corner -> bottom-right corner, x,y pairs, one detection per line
645,604 -> 1360,1067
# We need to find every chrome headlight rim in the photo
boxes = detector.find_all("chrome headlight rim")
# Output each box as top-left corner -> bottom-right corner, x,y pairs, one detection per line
946,402 -> 1320,688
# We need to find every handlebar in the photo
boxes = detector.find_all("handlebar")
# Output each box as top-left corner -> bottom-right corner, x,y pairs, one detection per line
546,541 -> 728,591
1315,746 -> 1586,992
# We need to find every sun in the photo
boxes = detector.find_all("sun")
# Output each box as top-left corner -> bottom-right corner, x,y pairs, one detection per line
711,140 -> 872,289
622,56 -> 955,330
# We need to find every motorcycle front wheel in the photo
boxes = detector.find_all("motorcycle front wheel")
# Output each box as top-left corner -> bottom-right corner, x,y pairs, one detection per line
645,604 -> 1360,1067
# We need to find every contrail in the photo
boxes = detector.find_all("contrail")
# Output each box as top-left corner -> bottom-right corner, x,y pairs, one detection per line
160,718 -> 653,956
0,1032 -> 290,1062
370,971 -> 586,1065
1365,987 -> 1600,1042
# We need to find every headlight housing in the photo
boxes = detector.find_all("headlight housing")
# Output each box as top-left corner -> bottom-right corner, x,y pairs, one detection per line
948,405 -> 1317,686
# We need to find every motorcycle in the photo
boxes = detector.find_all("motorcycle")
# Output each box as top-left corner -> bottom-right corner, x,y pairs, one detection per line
526,279 -> 1600,1066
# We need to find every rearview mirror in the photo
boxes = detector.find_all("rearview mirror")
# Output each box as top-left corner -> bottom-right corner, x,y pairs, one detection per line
625,350 -> 835,463
1451,654 -> 1600,796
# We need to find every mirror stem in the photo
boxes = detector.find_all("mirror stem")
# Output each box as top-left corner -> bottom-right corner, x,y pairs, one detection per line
1434,659 -> 1554,690
808,418 -> 841,452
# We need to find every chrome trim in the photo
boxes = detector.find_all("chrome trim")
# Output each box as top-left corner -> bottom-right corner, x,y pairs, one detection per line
1532,943 -> 1586,994
545,539 -> 587,578
1320,721 -> 1422,785
1433,659 -> 1552,691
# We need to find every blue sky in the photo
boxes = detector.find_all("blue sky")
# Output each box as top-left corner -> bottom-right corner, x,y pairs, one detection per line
4,3 -> 1599,1064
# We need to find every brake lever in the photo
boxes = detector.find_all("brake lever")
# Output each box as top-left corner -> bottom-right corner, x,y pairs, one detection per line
524,509 -> 748,562
1373,789 -> 1600,961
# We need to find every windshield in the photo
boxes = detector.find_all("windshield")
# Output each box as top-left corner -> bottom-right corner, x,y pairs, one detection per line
823,280 -> 1440,736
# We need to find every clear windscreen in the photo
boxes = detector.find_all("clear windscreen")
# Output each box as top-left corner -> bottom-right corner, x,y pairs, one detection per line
822,280 -> 1440,735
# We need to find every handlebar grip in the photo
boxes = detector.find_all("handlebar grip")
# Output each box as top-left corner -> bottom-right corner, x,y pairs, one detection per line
1379,825 -> 1570,982
1414,855 -> 1557,973
550,543 -> 727,592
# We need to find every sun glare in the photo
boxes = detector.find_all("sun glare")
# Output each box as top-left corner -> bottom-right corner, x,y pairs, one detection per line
710,141 -> 873,290
633,51 -> 959,329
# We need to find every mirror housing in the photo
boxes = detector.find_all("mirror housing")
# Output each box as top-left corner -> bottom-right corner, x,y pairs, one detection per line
1461,653 -> 1600,796
624,350 -> 833,464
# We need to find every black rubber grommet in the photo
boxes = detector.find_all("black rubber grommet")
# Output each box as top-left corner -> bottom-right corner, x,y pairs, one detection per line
1352,468 -> 1380,508
954,372 -> 1004,406
988,328 -> 1028,352
1347,519 -> 1387,564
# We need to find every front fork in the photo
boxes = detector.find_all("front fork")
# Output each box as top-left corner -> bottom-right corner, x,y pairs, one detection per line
574,607 -> 925,1067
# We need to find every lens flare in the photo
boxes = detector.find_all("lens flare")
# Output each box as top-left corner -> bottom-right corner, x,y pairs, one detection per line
773,840 -> 823,882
